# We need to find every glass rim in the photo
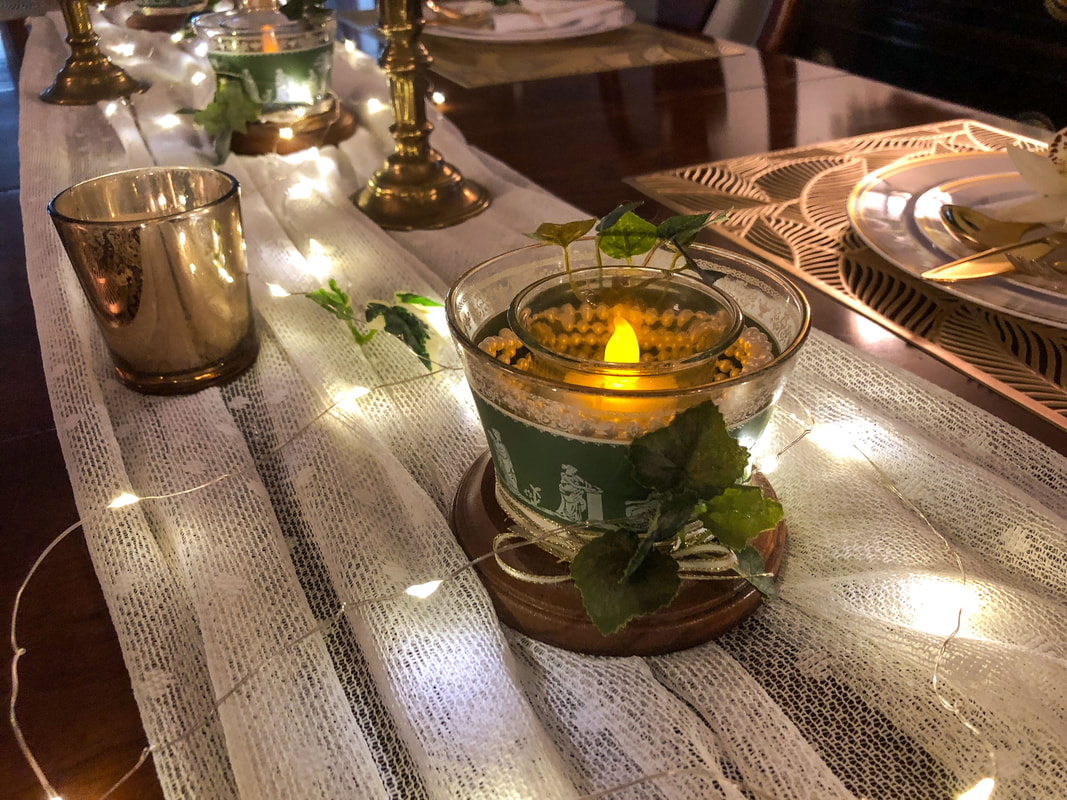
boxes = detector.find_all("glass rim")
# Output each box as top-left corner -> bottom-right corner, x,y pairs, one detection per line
47,167 -> 240,227
445,239 -> 813,400
506,264 -> 745,376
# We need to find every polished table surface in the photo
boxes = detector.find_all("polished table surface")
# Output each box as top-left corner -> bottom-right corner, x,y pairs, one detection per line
2,21 -> 1065,800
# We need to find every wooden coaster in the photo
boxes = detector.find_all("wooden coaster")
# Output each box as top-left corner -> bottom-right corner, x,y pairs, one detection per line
230,97 -> 358,156
126,5 -> 205,33
450,451 -> 787,656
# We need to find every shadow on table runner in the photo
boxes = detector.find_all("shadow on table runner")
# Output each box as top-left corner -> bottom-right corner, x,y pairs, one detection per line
625,119 -> 1067,434
339,14 -> 743,88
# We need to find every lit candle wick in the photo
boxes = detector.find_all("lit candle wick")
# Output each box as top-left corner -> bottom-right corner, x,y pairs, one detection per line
261,25 -> 279,53
604,317 -> 640,363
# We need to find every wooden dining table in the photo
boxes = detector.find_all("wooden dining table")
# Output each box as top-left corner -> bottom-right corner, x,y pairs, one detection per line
2,14 -> 1065,800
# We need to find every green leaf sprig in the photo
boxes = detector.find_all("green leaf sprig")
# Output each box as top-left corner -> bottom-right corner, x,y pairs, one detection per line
526,202 -> 730,289
365,302 -> 435,370
192,76 -> 262,164
570,401 -> 783,635
305,280 -> 441,370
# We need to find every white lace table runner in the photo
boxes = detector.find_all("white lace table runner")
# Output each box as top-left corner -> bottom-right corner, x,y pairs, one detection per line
16,9 -> 1067,800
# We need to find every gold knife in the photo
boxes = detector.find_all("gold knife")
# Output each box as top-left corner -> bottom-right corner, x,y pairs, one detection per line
921,234 -> 1067,282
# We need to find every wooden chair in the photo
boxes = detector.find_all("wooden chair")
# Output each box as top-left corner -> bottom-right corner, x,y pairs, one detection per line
656,0 -> 801,54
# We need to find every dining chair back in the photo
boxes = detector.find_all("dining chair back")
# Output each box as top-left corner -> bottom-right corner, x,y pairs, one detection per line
656,0 -> 801,54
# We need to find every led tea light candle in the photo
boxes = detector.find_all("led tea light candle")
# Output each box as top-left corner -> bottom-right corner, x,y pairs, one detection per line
448,241 -> 810,532
448,237 -> 809,653
194,0 -> 353,154
48,167 -> 259,394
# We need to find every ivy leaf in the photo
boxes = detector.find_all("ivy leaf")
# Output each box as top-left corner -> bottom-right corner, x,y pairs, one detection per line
673,244 -> 700,272
629,400 -> 749,495
623,491 -> 697,579
571,530 -> 681,635
736,546 -> 777,599
596,201 -> 644,233
307,280 -> 376,345
306,279 -> 352,320
395,292 -> 443,307
597,210 -> 659,260
699,485 -> 783,552
656,212 -> 712,249
525,219 -> 596,248
193,78 -> 261,136
366,302 -> 433,369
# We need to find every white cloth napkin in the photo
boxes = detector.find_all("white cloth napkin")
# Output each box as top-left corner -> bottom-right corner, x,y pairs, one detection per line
441,0 -> 628,33
993,141 -> 1067,224
496,0 -> 626,32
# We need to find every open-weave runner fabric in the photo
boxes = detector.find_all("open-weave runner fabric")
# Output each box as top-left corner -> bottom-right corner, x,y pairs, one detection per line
17,10 -> 1067,799
626,120 -> 1067,433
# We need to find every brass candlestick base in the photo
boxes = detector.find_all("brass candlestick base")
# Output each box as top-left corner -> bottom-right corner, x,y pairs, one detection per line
355,0 -> 489,230
42,0 -> 148,105
356,146 -> 490,230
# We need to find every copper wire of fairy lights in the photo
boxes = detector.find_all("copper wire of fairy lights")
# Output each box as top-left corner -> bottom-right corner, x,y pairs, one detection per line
14,35 -> 998,794
8,345 -> 996,800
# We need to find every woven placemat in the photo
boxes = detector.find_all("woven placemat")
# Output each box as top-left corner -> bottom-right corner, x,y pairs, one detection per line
626,119 -> 1067,432
339,14 -> 742,88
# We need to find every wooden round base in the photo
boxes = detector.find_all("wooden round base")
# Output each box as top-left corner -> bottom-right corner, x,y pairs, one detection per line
450,451 -> 787,656
230,99 -> 358,156
126,5 -> 205,33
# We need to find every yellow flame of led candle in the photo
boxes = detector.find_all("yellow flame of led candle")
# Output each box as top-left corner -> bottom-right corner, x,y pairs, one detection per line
604,317 -> 640,363
595,317 -> 641,392
261,25 -> 280,53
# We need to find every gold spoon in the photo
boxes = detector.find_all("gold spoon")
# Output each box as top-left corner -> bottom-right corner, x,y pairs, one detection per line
939,204 -> 1042,250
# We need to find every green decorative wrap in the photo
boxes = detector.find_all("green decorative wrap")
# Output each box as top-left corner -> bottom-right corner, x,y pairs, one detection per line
472,394 -> 657,528
208,44 -> 332,111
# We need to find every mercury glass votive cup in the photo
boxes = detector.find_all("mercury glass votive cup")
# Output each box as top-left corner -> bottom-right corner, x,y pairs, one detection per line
446,239 -> 811,529
48,167 -> 259,394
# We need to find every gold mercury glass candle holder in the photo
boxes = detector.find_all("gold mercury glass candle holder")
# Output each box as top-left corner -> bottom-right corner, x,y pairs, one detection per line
48,167 -> 259,394
193,0 -> 356,155
447,240 -> 810,654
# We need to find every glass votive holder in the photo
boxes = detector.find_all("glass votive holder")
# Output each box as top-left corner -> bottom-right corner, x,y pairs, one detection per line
193,0 -> 336,119
508,265 -> 744,389
48,167 -> 259,394
447,240 -> 810,529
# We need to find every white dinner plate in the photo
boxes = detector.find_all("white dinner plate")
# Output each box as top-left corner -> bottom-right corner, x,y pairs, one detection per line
423,6 -> 635,42
847,151 -> 1067,329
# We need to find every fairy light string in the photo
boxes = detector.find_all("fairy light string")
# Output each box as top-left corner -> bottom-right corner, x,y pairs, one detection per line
23,103 -> 1003,799
8,358 -> 1006,800
9,252 -> 999,800
8,339 -> 803,799
18,31 -> 1004,800
855,449 -> 998,797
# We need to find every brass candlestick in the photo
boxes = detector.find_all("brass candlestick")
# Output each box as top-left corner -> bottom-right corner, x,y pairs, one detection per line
355,0 -> 489,230
41,0 -> 148,105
